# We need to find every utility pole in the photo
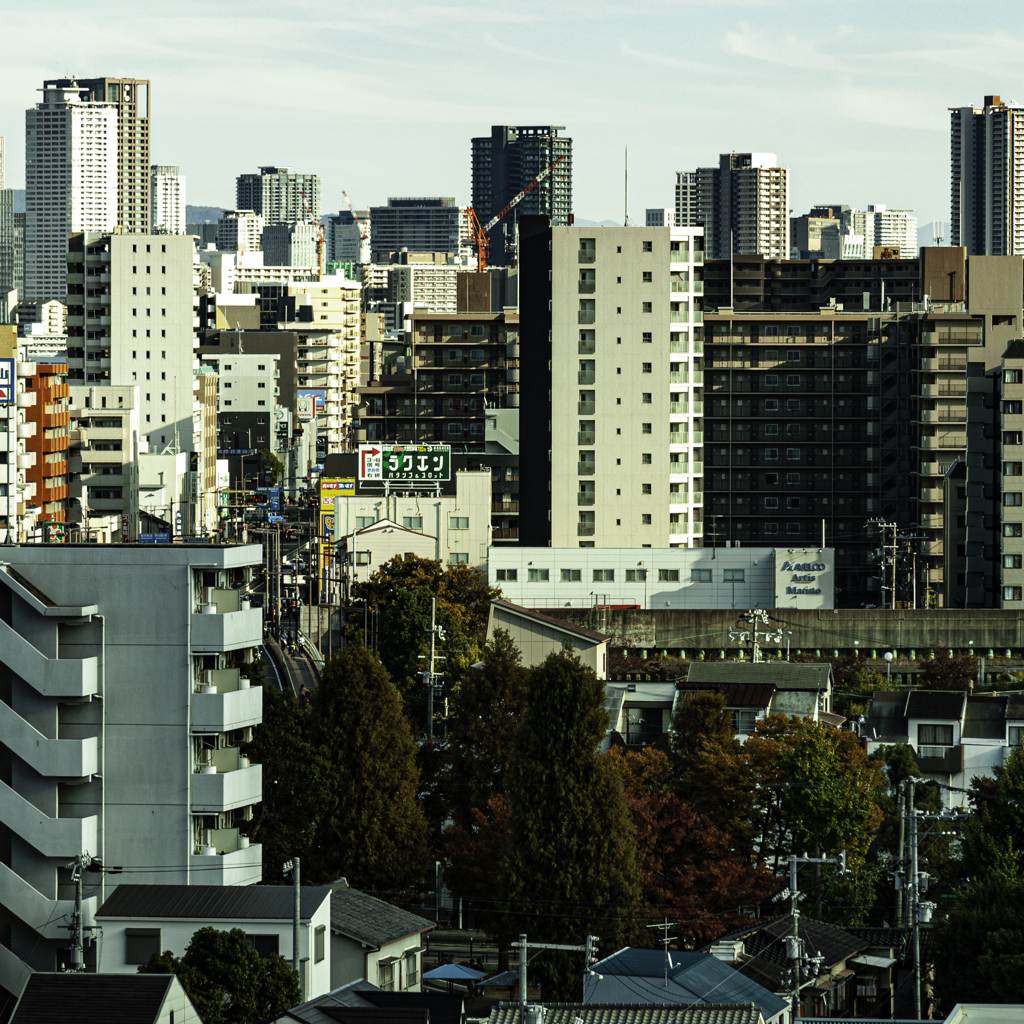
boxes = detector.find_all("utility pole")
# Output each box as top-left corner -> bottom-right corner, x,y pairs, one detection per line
517,932 -> 597,1021
646,919 -> 675,987
284,857 -> 303,999
909,783 -> 921,1021
70,853 -> 85,970
424,597 -> 441,740
729,609 -> 783,662
896,781 -> 906,927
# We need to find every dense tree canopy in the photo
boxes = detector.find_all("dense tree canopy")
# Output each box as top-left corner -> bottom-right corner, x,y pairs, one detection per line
917,647 -> 978,690
140,926 -> 299,1024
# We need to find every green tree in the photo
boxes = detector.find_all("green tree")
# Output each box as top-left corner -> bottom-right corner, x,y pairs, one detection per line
443,629 -> 528,828
139,926 -> 300,1024
242,685 -> 336,883
918,647 -> 977,690
504,649 -> 643,997
307,644 -> 430,889
933,870 -> 1024,1008
671,689 -> 740,781
960,745 -> 1024,877
258,449 -> 284,486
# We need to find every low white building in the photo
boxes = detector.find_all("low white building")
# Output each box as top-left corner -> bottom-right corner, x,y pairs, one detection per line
488,546 -> 835,610
334,469 -> 492,579
96,884 -> 333,1000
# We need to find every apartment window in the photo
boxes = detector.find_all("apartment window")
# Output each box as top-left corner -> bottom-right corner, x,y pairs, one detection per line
787,497 -> 801,509
402,516 -> 423,530
642,302 -> 653,313
642,271 -> 653,282
786,522 -> 802,535
448,325 -> 464,337
470,325 -> 485,337
1006,369 -> 1024,383
765,448 -> 779,460
560,568 -> 582,582
642,393 -> 652,403
470,349 -> 485,361
258,382 -> 266,388
764,424 -> 779,435
495,568 -> 518,581
1005,555 -> 1023,569
723,569 -> 745,582
448,374 -> 463,385
448,423 -> 463,435
626,569 -> 648,582
1005,493 -> 1023,506
641,453 -> 652,464
1011,726 -> 1024,745
787,473 -> 801,485
1004,523 -> 1022,537
691,569 -> 712,582
356,516 -> 375,528
1005,463 -> 1023,475
658,569 -> 679,581
449,553 -> 469,565
315,926 -> 326,963
765,497 -> 779,509
248,935 -> 280,958
450,516 -> 469,530
642,332 -> 652,343
1005,432 -> 1023,445
1005,401 -> 1024,414
528,568 -> 550,582
919,724 -> 954,746
378,962 -> 395,992
638,513 -> 650,524
787,350 -> 801,363
125,929 -> 161,965
786,375 -> 801,386
786,448 -> 801,461
764,399 -> 779,411
764,522 -> 779,535
765,375 -> 779,387
641,423 -> 653,435
448,349 -> 462,361
642,241 -> 653,252
406,952 -> 420,988
787,399 -> 801,412
470,374 -> 484,386
642,483 -> 652,494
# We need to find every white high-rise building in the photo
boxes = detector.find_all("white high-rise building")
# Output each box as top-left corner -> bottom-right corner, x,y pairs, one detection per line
216,210 -> 264,254
856,204 -> 917,257
951,94 -> 1024,255
24,81 -> 117,301
326,210 -> 370,264
646,209 -> 675,227
151,164 -> 186,235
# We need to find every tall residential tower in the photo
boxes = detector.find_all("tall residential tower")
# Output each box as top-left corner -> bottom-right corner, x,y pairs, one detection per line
235,166 -> 320,226
151,164 -> 186,234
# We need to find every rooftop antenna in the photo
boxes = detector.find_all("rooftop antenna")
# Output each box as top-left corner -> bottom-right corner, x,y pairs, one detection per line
624,147 -> 629,227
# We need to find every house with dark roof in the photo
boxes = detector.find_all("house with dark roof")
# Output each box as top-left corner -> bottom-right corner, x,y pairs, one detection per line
604,680 -> 680,752
581,948 -> 788,1023
9,972 -> 200,1024
706,915 -> 870,1020
95,884 -> 333,1000
685,662 -> 835,725
330,882 -> 435,992
863,690 -> 1021,807
488,600 -> 609,679
487,1004 -> 767,1024
266,978 -> 465,1024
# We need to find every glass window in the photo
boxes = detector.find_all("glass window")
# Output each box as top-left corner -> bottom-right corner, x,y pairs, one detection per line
248,934 -> 280,959
625,569 -> 648,582
642,453 -> 652,464
1004,401 -> 1024,414
1006,523 -> 1023,537
315,926 -> 326,963
642,302 -> 653,313
786,448 -> 801,461
402,516 -> 423,530
448,373 -> 463,385
1004,586 -> 1023,601
765,448 -> 779,460
528,568 -> 550,582
642,363 -> 652,373
764,424 -> 779,435
765,497 -> 779,508
448,325 -> 464,337
787,350 -> 801,362
642,393 -> 652,404
642,332 -> 652,343
919,724 -> 954,746
449,553 -> 469,565
642,423 -> 652,434
1005,431 -> 1023,445
723,569 -> 745,582
765,375 -> 779,387
641,514 -> 652,524
470,324 -> 485,337
593,569 -> 615,582
1005,369 -> 1023,383
448,349 -> 462,361
733,710 -> 757,734
449,516 -> 469,529
125,929 -> 161,965
764,522 -> 779,535
787,374 -> 801,386
690,569 -> 712,582
354,552 -> 371,565
470,349 -> 485,361
642,271 -> 653,282
1010,726 -> 1024,745
1006,494 -> 1023,506
495,568 -> 518,581
356,516 -> 375,528
560,568 -> 582,582
643,240 -> 653,252
1005,462 -> 1023,476
1004,555 -> 1023,569
764,399 -> 779,411
658,569 -> 680,581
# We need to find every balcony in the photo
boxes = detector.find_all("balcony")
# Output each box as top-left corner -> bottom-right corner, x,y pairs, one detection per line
578,281 -> 596,294
920,434 -> 966,450
190,606 -> 263,653
578,431 -> 595,445
920,410 -> 967,424
191,837 -> 263,886
578,371 -> 595,385
578,493 -> 595,505
0,702 -> 98,778
578,339 -> 595,354
578,250 -> 596,263
914,744 -> 964,774
492,501 -> 520,513
920,488 -> 944,502
921,383 -> 967,398
192,676 -> 263,734
578,310 -> 596,325
578,401 -> 595,415
577,524 -> 595,536
492,528 -> 519,539
192,758 -> 262,813
578,462 -> 595,475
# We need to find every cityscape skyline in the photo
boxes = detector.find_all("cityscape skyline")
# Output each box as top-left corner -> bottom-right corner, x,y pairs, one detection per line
2,0 -> 1023,225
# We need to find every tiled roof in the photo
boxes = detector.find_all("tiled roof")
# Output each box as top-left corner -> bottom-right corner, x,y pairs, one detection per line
710,915 -> 865,970
904,690 -> 966,721
1005,693 -> 1024,720
331,886 -> 434,947
11,974 -> 174,1024
491,600 -> 610,643
676,681 -> 776,709
962,698 -> 1008,739
687,663 -> 831,691
487,1004 -> 766,1024
863,692 -> 909,743
273,984 -> 464,1024
97,884 -> 332,921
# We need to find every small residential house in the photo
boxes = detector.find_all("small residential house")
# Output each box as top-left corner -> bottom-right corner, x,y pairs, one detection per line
486,1005 -> 768,1024
10,973 -> 201,1024
330,883 -> 435,993
95,884 -> 333,1000
267,978 -> 466,1024
582,948 -> 788,1023
685,662 -> 835,723
488,600 -> 609,679
604,680 -> 679,752
863,690 -> 1022,807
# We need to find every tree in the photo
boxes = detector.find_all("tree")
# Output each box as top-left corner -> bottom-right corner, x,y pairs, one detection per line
258,449 -> 284,486
443,629 -> 528,828
242,685 -> 336,882
307,644 -> 430,890
671,690 -> 740,783
504,649 -> 643,997
960,744 -> 1024,877
918,647 -> 977,690
605,750 -> 776,944
933,870 -> 1024,1008
140,926 -> 300,1024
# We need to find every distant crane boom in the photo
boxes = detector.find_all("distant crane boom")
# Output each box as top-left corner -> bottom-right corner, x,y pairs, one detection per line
340,190 -> 369,241
299,188 -> 326,277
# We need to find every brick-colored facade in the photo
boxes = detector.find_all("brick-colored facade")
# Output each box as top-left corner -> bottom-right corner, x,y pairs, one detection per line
25,361 -> 70,525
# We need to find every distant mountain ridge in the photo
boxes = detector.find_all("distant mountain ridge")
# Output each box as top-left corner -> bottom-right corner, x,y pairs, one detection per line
185,205 -> 225,224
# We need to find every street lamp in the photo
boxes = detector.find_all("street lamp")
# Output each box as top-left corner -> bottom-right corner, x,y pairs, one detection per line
784,630 -> 793,662
885,651 -> 894,689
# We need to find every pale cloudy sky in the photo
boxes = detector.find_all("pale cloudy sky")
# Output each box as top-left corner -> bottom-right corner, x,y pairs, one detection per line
2,0 -> 1022,226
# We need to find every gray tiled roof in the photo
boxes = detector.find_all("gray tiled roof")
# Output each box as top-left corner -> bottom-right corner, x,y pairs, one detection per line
962,698 -> 1008,739
904,690 -> 966,721
487,1004 -> 764,1024
688,663 -> 831,691
11,974 -> 174,1024
97,884 -> 332,921
330,886 -> 435,947
492,600 -> 610,643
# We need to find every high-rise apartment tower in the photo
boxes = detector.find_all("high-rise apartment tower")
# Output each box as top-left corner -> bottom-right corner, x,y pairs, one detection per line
151,164 -> 186,234
472,126 -> 573,266
235,166 -> 320,226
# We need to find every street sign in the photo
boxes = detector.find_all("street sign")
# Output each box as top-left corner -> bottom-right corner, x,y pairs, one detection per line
139,533 -> 170,544
0,359 -> 13,405
358,444 -> 450,483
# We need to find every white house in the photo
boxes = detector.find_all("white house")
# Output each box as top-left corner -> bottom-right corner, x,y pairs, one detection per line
95,884 -> 333,1001
329,883 -> 435,993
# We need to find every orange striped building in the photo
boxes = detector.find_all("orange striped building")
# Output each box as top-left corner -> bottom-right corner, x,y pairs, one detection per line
24,361 -> 70,528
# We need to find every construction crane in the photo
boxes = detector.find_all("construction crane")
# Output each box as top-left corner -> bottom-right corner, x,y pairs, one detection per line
299,188 -> 326,277
467,153 -> 567,270
340,190 -> 370,243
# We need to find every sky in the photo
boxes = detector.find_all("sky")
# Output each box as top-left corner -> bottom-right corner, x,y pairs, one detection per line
2,0 -> 1022,228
